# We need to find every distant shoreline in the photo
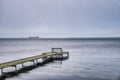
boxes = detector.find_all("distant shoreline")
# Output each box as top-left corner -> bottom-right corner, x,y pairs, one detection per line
0,37 -> 120,40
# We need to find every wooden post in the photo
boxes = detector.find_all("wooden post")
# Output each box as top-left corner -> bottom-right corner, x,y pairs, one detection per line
67,52 -> 69,58
52,48 -> 54,53
59,54 -> 61,59
22,63 -> 24,67
61,54 -> 63,58
43,57 -> 47,61
14,65 -> 17,72
42,58 -> 44,61
56,55 -> 57,59
50,55 -> 53,60
1,68 -> 3,75
36,59 -> 38,64
33,60 -> 35,65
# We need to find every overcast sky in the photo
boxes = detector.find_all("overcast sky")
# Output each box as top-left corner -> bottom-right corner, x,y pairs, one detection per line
0,0 -> 120,38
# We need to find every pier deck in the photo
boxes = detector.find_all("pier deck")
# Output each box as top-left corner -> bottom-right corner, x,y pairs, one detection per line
0,48 -> 69,75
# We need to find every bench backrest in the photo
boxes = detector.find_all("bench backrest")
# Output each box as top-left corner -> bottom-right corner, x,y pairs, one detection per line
52,48 -> 63,53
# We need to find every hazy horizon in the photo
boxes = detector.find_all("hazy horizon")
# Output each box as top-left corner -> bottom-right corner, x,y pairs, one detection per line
0,36 -> 120,39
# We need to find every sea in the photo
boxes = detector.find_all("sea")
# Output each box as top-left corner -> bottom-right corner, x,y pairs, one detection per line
0,38 -> 120,80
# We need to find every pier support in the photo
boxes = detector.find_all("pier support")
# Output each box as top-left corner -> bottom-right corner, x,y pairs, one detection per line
22,63 -> 24,68
50,56 -> 53,60
42,57 -> 47,61
1,68 -> 3,75
60,54 -> 63,58
55,55 -> 57,59
33,60 -> 35,65
15,65 -> 17,71
36,59 -> 38,64
12,65 -> 17,72
67,52 -> 69,58
60,54 -> 62,58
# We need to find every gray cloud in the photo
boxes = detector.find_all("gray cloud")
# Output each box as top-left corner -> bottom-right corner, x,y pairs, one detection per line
0,0 -> 120,37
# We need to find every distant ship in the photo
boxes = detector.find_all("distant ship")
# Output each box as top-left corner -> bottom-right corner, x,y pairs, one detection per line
28,36 -> 39,39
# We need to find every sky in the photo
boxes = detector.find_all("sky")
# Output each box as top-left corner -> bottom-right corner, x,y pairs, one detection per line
0,0 -> 120,38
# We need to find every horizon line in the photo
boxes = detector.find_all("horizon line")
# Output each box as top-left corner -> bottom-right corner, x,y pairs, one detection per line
0,37 -> 120,39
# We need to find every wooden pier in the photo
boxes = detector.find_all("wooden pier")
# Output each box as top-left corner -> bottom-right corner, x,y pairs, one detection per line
0,48 -> 69,75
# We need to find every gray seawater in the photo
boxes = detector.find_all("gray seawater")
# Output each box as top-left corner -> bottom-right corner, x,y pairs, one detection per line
0,38 -> 120,80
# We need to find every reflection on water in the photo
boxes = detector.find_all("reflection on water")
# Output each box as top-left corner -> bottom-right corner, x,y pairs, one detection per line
52,61 -> 62,68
